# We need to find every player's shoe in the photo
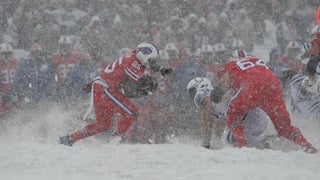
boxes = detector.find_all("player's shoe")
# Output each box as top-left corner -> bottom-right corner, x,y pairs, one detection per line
59,135 -> 74,146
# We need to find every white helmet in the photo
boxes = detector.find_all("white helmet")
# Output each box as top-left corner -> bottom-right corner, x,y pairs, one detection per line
136,42 -> 160,69
187,77 -> 212,98
196,78 -> 213,92
231,50 -> 248,59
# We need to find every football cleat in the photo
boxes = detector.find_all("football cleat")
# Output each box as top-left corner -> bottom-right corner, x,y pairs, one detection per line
59,134 -> 74,146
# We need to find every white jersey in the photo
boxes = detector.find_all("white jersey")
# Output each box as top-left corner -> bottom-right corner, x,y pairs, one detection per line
193,85 -> 269,148
290,74 -> 320,118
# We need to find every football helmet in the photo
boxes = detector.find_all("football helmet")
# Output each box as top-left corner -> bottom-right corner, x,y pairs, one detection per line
136,42 -> 160,70
231,50 -> 248,59
187,77 -> 212,98
196,78 -> 213,91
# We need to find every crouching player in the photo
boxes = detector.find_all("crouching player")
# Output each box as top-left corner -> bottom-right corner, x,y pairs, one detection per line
187,77 -> 269,149
212,56 -> 317,153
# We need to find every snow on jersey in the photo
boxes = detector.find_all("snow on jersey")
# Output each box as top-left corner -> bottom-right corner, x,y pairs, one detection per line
99,49 -> 146,89
0,57 -> 19,93
220,57 -> 270,90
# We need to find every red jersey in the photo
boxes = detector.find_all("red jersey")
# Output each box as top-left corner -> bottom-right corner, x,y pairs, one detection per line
51,51 -> 89,87
100,49 -> 146,89
0,57 -> 19,93
219,57 -> 315,151
220,57 -> 272,90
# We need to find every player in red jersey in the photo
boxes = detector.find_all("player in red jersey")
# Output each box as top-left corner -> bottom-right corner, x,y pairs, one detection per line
59,42 -> 171,146
0,43 -> 19,120
211,56 -> 318,153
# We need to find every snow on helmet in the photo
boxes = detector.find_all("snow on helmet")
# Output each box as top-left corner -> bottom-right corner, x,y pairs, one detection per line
187,77 -> 212,98
0,43 -> 13,54
196,77 -> 213,92
231,49 -> 248,59
136,42 -> 160,70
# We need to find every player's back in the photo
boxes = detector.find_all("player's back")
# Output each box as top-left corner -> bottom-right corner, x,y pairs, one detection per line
223,57 -> 272,89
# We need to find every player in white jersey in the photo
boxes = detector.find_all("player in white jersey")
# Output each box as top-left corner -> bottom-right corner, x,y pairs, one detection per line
290,56 -> 320,119
187,77 -> 269,149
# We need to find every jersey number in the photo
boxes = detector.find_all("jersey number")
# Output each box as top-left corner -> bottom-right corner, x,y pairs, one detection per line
236,59 -> 268,70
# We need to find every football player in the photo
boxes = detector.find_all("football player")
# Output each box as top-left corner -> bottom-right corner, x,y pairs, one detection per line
211,56 -> 318,153
59,42 -> 171,146
187,77 -> 269,149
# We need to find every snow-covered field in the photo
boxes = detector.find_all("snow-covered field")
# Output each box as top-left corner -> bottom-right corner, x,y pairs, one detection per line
1,20 -> 320,180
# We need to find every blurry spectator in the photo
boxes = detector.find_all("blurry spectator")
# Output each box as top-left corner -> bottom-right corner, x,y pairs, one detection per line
185,13 -> 199,53
48,0 -> 88,35
109,14 -> 127,59
51,35 -> 89,101
213,12 -> 232,43
127,7 -> 147,48
146,22 -> 163,49
276,11 -> 299,52
32,11 -> 61,55
213,43 -> 230,64
233,9 -> 255,53
196,44 -> 221,83
294,0 -> 315,42
169,47 -> 205,136
12,43 -> 57,108
174,28 -> 188,51
80,15 -> 108,58
13,0 -> 43,49
0,43 -> 19,120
